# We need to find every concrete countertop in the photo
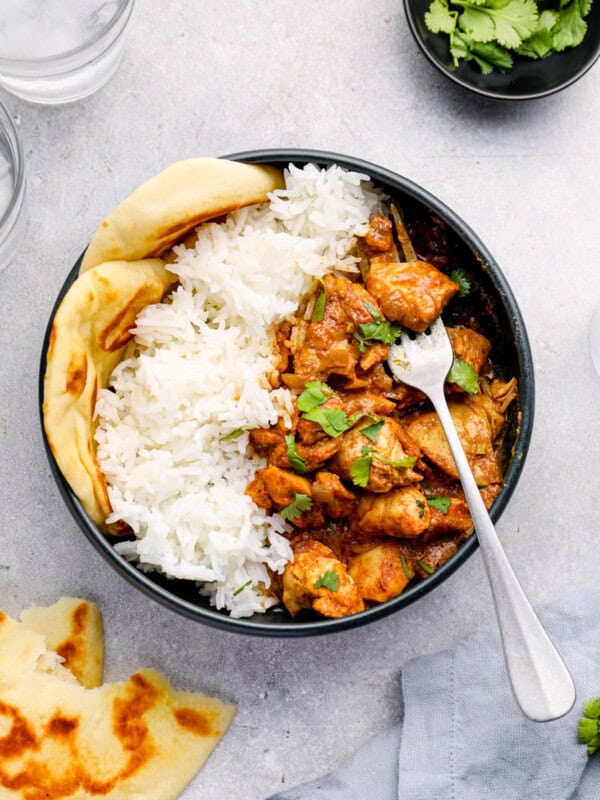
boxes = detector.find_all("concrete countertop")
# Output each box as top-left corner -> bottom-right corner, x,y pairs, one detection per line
0,1 -> 598,797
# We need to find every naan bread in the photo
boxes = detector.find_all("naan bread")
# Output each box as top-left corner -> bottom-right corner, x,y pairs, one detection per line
43,259 -> 177,529
0,610 -> 236,800
79,158 -> 284,272
20,597 -> 103,689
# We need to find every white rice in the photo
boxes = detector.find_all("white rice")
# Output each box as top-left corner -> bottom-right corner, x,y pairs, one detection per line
94,163 -> 381,617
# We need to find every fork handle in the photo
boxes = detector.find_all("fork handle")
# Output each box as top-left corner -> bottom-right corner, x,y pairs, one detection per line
429,388 -> 575,722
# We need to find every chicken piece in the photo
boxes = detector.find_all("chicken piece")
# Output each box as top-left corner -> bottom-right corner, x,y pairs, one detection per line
333,417 -> 422,493
366,257 -> 458,332
249,423 -> 340,473
423,496 -> 473,540
359,342 -> 390,372
245,474 -> 272,510
355,487 -> 430,538
348,543 -> 413,603
364,214 -> 394,252
292,275 -> 386,382
467,376 -> 517,441
447,327 -> 491,375
406,400 -> 501,486
312,472 -> 357,518
409,537 -> 459,576
282,539 -> 365,618
249,427 -> 284,458
256,466 -> 324,528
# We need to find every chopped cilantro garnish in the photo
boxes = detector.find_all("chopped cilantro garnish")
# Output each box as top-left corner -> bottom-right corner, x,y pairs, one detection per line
579,698 -> 600,756
297,380 -> 333,413
447,357 -> 480,394
363,301 -> 381,320
285,434 -> 307,475
416,559 -> 435,575
354,320 -> 402,352
350,445 -> 416,487
233,579 -> 252,597
280,493 -> 313,521
450,268 -> 472,297
350,453 -> 373,487
360,418 -> 385,443
424,0 -> 591,75
427,496 -> 452,514
219,425 -> 258,442
399,554 -> 414,580
302,407 -> 351,437
416,499 -> 426,519
314,570 -> 339,592
312,280 -> 327,323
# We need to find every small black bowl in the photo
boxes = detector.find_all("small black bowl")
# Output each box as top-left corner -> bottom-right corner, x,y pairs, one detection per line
403,0 -> 600,100
39,149 -> 534,636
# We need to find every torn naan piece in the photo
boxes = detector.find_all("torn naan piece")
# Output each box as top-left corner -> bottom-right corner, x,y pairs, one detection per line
79,158 -> 285,272
0,611 -> 236,800
42,259 -> 177,529
20,597 -> 103,689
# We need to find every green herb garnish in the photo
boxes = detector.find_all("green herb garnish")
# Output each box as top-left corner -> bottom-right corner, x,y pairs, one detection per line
450,268 -> 472,297
427,496 -> 452,514
350,453 -> 373,487
219,425 -> 259,442
233,579 -> 252,597
399,554 -> 414,580
297,380 -> 333,413
447,357 -> 480,394
416,559 -> 435,575
314,571 -> 339,592
360,418 -> 385,443
285,434 -> 307,475
579,698 -> 600,755
311,277 -> 327,322
416,499 -> 426,519
280,493 -> 313,521
424,0 -> 592,75
354,302 -> 402,353
302,406 -> 353,438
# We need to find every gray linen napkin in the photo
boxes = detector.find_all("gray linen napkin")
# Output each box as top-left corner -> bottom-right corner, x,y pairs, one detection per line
268,586 -> 600,799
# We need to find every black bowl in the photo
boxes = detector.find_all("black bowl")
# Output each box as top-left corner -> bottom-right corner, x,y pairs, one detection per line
40,149 -> 534,636
403,0 -> 600,100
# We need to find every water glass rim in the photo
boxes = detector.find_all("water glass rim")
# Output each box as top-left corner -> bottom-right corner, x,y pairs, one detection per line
0,99 -> 25,238
0,0 -> 135,71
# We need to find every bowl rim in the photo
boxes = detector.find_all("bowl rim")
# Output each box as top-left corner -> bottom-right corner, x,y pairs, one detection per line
39,148 -> 535,637
402,0 -> 600,101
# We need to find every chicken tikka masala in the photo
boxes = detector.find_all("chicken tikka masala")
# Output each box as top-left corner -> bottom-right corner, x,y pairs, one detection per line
245,208 -> 518,620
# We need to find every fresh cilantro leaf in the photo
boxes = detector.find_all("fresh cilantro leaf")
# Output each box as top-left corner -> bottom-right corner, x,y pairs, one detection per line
302,406 -> 354,438
460,5 -> 496,41
280,493 -> 313,521
219,425 -> 258,442
516,9 -> 558,57
485,0 -> 539,49
363,301 -> 382,321
427,496 -> 452,514
416,499 -> 426,518
297,380 -> 333,412
447,357 -> 480,394
285,434 -> 307,474
552,0 -> 589,51
350,454 -> 372,487
470,38 -> 514,71
360,418 -> 385,443
312,288 -> 327,322
450,268 -> 472,297
314,570 -> 339,592
356,320 -> 402,347
579,698 -> 600,756
372,452 -> 418,468
416,559 -> 435,575
233,579 -> 252,597
425,0 -> 459,32
399,554 -> 414,580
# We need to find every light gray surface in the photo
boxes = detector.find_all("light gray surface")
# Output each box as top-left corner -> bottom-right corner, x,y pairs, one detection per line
0,1 -> 598,798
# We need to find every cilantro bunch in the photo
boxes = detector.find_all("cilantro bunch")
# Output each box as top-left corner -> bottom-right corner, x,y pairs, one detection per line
424,0 -> 594,74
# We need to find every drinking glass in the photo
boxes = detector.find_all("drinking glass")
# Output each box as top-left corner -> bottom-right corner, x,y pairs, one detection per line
0,100 -> 25,274
0,0 -> 136,105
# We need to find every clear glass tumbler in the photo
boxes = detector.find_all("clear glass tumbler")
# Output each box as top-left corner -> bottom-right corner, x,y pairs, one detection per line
0,100 -> 25,274
0,0 -> 136,105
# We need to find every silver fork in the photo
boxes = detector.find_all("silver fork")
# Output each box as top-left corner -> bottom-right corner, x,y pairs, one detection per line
389,318 -> 575,722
